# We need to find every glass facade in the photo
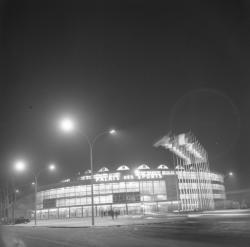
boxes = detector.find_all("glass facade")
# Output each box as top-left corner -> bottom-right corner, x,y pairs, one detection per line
36,166 -> 225,220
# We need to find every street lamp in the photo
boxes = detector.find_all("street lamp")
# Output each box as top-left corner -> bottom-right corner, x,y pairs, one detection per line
109,129 -> 116,135
12,160 -> 27,224
33,164 -> 56,226
49,163 -> 56,171
14,160 -> 26,172
59,117 -> 117,226
59,117 -> 75,132
223,171 -> 234,209
13,160 -> 56,226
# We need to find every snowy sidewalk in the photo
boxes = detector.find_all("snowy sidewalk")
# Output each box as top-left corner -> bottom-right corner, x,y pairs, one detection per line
14,214 -> 186,228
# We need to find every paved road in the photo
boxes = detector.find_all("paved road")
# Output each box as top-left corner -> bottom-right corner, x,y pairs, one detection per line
1,211 -> 250,247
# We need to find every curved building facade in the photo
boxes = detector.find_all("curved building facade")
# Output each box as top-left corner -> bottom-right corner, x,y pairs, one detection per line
36,164 -> 225,220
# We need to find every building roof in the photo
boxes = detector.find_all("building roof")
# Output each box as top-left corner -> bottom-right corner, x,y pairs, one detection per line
117,165 -> 130,171
157,164 -> 169,169
137,164 -> 150,170
175,165 -> 184,170
98,167 -> 109,173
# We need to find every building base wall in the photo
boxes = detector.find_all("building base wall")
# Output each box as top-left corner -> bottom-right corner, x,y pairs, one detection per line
35,201 -> 180,220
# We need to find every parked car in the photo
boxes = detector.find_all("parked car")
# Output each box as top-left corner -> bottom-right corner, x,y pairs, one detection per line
15,217 -> 30,224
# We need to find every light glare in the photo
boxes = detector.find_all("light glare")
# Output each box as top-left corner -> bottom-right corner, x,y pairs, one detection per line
109,129 -> 116,135
14,160 -> 26,172
59,118 -> 75,132
49,164 -> 56,171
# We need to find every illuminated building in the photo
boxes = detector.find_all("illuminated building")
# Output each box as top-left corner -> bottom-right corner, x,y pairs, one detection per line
154,132 -> 217,211
35,164 -> 225,220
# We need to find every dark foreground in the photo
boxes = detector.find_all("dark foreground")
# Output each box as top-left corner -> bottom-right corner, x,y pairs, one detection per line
1,211 -> 250,247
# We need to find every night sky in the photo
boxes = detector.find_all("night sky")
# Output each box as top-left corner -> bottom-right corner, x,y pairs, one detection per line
0,1 -> 249,190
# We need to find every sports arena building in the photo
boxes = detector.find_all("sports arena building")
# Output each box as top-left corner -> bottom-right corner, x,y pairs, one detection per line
36,163 -> 225,220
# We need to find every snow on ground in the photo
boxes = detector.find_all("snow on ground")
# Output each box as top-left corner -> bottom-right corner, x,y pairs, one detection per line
14,214 -> 185,227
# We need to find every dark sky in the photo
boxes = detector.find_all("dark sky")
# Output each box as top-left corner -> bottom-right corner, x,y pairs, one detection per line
0,0 -> 249,190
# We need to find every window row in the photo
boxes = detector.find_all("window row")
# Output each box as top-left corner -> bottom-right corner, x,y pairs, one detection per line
178,183 -> 213,190
38,181 -> 167,201
48,194 -> 169,208
56,195 -> 113,207
212,184 -> 225,191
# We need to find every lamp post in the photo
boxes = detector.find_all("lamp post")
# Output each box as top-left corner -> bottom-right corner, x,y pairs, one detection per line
13,160 -> 56,226
88,129 -> 116,226
13,189 -> 19,224
223,171 -> 234,209
12,160 -> 26,224
59,117 -> 116,226
33,164 -> 56,226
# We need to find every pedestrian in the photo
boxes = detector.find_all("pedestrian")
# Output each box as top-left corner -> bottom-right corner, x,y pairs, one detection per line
111,209 -> 114,220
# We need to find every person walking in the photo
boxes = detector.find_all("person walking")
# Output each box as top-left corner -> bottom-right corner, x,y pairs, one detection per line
111,209 -> 114,220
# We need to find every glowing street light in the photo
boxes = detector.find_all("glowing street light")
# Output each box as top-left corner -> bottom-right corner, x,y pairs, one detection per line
58,117 -> 117,226
15,189 -> 19,194
224,171 -> 234,179
109,129 -> 116,135
48,163 -> 56,171
59,117 -> 75,133
14,160 -> 27,172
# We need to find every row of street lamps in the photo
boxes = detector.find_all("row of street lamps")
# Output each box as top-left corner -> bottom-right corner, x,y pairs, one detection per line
13,161 -> 56,225
12,117 -> 117,226
10,116 -> 235,226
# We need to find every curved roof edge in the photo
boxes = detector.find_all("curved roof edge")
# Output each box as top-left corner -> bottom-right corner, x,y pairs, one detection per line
117,165 -> 130,171
157,164 -> 169,169
137,164 -> 150,170
98,167 -> 109,173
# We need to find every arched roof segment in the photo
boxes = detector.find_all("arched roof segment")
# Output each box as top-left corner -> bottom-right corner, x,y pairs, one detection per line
157,164 -> 169,169
175,165 -> 184,170
137,164 -> 150,170
98,167 -> 109,173
84,169 -> 91,174
117,165 -> 130,171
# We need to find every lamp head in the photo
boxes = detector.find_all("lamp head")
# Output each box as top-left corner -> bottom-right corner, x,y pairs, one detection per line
14,160 -> 26,172
59,118 -> 75,133
109,129 -> 116,135
48,164 -> 56,171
